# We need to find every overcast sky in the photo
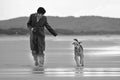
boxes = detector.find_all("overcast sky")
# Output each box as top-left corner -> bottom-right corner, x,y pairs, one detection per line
0,0 -> 120,20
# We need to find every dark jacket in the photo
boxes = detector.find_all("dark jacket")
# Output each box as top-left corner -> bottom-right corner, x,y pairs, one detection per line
27,13 -> 57,51
27,13 -> 57,37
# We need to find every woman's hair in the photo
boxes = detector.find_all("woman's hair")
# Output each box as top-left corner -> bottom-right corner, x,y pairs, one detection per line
37,7 -> 46,14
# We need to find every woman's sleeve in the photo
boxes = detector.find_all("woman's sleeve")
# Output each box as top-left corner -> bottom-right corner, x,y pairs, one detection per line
44,17 -> 57,36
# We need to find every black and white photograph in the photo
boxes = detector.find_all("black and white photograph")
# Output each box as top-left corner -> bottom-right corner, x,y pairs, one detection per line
0,0 -> 120,80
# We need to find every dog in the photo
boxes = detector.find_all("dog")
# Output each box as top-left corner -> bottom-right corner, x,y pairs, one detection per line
72,39 -> 84,67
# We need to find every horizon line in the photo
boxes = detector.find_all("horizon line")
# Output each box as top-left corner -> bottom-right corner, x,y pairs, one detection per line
0,15 -> 120,21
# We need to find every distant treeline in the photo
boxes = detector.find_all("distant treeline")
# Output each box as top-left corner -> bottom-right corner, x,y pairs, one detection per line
0,28 -> 120,35
0,28 -> 28,35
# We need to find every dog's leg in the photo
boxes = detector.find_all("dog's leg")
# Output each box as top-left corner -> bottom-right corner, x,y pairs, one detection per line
80,54 -> 84,66
74,55 -> 80,67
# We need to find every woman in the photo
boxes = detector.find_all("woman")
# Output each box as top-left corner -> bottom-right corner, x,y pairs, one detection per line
27,7 -> 57,67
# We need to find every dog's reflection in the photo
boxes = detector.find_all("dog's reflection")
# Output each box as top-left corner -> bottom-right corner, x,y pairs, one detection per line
32,66 -> 44,74
75,66 -> 84,74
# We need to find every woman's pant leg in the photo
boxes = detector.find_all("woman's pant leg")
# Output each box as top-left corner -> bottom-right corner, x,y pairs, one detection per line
32,50 -> 39,66
30,32 -> 39,66
38,51 -> 44,67
37,36 -> 45,67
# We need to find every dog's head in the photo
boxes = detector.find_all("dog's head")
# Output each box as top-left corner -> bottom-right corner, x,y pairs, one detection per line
73,39 -> 82,47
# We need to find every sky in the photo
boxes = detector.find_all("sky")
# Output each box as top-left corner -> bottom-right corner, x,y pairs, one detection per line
0,0 -> 120,20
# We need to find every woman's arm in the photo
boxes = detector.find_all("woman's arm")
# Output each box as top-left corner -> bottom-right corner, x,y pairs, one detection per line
44,17 -> 57,36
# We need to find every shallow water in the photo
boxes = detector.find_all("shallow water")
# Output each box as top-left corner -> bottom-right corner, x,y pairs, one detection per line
0,35 -> 120,78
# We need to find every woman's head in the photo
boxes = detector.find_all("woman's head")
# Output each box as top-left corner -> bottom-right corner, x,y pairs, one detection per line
37,7 -> 46,15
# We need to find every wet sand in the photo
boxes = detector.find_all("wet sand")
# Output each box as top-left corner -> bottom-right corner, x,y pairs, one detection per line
0,35 -> 120,80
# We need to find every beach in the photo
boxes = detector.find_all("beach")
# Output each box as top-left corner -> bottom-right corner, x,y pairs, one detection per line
0,35 -> 120,80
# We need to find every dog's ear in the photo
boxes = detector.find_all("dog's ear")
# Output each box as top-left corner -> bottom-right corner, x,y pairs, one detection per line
79,42 -> 82,44
74,39 -> 79,42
